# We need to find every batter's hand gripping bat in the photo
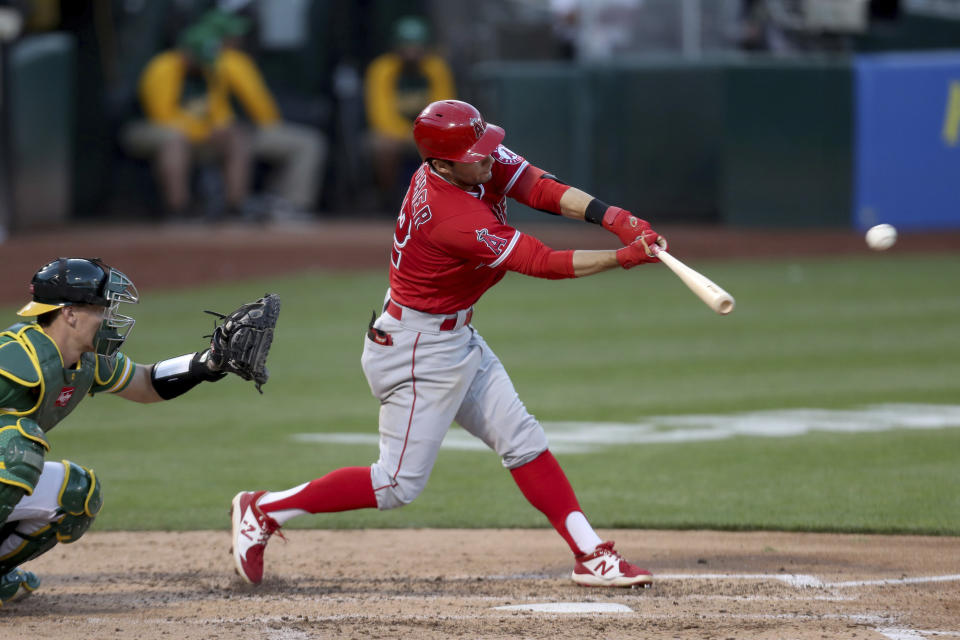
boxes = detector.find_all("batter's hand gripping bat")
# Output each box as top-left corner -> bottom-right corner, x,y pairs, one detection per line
647,240 -> 735,315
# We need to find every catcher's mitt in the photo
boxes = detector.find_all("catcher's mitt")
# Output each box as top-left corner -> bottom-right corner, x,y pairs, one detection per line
205,293 -> 280,393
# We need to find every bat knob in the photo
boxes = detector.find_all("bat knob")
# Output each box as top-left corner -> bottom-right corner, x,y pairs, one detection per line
641,236 -> 668,257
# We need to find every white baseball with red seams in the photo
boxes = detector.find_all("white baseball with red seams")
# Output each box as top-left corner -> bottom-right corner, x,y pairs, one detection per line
865,223 -> 897,251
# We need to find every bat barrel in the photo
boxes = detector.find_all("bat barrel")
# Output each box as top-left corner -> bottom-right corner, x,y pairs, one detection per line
715,295 -> 735,315
656,249 -> 735,315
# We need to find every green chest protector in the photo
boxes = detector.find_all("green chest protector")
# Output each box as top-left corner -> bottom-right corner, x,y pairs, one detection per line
0,323 -> 99,432
0,324 -> 102,525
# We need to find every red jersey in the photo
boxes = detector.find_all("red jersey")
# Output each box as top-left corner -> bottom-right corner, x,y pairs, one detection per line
388,144 -> 535,314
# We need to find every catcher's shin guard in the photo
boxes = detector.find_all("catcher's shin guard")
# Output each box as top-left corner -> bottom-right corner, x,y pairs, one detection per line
0,460 -> 102,574
55,460 -> 103,542
0,417 -> 49,522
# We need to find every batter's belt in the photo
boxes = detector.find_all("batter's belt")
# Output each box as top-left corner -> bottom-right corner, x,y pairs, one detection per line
384,300 -> 473,332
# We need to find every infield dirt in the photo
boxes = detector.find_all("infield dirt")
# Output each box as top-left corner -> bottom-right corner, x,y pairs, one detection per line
4,529 -> 959,639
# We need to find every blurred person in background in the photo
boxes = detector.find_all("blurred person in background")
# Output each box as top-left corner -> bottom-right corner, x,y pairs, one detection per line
547,0 -> 645,60
122,9 -> 326,220
364,15 -> 455,210
121,17 -> 252,220
203,8 -> 327,219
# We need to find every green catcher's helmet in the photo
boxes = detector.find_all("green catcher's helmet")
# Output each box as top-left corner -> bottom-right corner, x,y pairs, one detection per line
18,258 -> 139,357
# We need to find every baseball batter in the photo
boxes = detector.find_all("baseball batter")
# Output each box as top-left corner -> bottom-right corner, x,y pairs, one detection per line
0,258 -> 276,606
231,100 -> 666,588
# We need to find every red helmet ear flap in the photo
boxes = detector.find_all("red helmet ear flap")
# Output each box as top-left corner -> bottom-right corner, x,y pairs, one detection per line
413,100 -> 505,163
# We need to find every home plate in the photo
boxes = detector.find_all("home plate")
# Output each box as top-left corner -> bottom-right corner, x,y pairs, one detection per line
493,602 -> 633,613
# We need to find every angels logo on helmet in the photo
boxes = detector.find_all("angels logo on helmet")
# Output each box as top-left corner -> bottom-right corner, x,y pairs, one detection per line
470,117 -> 486,140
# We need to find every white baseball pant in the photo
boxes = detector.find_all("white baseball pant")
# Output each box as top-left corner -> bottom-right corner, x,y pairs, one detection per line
362,299 -> 548,510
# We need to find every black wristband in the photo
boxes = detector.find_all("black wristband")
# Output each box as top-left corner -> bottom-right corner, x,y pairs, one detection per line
584,198 -> 610,225
150,350 -> 225,400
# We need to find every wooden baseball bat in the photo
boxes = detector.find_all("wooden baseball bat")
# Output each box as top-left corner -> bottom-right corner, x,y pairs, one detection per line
654,248 -> 735,315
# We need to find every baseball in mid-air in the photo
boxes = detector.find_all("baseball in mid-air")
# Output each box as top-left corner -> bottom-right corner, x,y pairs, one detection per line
865,223 -> 897,251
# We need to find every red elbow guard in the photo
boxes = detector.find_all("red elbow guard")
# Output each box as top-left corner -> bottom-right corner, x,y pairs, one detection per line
510,166 -> 570,214
542,248 -> 576,278
503,234 -> 575,279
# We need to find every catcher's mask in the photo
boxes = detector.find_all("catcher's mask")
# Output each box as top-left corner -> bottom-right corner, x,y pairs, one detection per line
18,258 -> 140,357
412,100 -> 505,163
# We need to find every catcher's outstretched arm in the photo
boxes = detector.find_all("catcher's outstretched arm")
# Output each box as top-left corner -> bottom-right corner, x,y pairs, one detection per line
115,364 -> 164,403
115,350 -> 225,403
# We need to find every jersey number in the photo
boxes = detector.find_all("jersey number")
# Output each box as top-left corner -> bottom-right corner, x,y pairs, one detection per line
392,168 -> 432,269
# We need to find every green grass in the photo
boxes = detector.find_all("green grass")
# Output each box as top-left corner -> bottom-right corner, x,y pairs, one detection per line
19,253 -> 960,534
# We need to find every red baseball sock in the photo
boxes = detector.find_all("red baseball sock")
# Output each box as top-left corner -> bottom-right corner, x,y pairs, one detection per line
259,467 -> 378,515
509,450 -> 584,554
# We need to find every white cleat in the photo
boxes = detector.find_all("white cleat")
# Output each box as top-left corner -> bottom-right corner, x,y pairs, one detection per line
572,541 -> 653,588
230,490 -> 283,585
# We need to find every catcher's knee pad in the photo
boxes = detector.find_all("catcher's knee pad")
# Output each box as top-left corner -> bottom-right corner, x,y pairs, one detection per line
0,461 -> 102,575
55,460 -> 103,543
0,417 -> 49,522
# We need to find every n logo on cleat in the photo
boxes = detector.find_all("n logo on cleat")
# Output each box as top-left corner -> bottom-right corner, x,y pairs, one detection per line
593,561 -> 615,576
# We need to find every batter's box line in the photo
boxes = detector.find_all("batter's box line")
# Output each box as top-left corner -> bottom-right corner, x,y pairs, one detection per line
876,629 -> 960,640
693,614 -> 960,640
657,573 -> 960,589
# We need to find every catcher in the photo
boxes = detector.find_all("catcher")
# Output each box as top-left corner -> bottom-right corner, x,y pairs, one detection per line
0,258 -> 278,606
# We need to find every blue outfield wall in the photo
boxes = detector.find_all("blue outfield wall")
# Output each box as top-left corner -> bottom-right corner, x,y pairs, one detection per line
854,52 -> 960,231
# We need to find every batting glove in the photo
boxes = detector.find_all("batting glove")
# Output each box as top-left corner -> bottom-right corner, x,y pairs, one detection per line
602,207 -> 654,246
616,230 -> 668,269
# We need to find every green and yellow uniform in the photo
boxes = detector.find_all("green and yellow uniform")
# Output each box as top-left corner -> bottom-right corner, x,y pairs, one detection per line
364,51 -> 455,141
0,322 -> 135,434
139,47 -> 281,143
0,322 -> 132,578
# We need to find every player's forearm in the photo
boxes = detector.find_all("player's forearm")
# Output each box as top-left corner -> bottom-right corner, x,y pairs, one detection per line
115,365 -> 164,403
147,351 -> 226,401
505,235 -> 621,279
572,249 -> 620,276
558,187 -> 594,221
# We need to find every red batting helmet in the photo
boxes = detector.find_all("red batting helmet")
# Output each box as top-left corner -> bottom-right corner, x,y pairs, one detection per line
413,100 -> 505,162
